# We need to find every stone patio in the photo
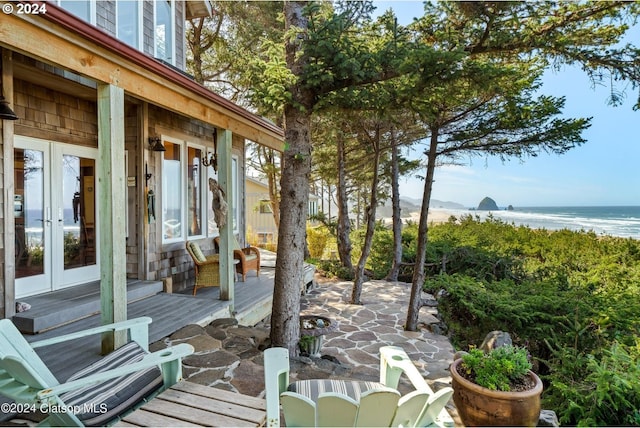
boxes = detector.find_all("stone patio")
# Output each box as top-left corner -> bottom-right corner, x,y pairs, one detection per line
152,277 -> 460,421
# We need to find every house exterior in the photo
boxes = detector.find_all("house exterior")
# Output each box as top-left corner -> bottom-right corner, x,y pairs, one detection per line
0,0 -> 284,333
245,176 -> 319,248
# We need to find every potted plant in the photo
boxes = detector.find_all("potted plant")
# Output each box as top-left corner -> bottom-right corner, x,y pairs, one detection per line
450,345 -> 543,427
299,315 -> 335,357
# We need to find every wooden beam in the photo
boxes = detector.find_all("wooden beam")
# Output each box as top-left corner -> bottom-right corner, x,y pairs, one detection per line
0,13 -> 283,151
218,129 -> 234,307
98,83 -> 127,353
2,49 -> 16,319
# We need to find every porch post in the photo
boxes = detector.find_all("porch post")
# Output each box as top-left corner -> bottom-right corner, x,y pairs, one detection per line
1,49 -> 16,319
218,128 -> 234,307
97,83 -> 127,352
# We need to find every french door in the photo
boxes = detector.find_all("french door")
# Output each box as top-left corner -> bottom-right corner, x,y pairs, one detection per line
14,136 -> 99,298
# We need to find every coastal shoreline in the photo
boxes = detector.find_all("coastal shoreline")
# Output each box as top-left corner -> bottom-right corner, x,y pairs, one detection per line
392,206 -> 638,239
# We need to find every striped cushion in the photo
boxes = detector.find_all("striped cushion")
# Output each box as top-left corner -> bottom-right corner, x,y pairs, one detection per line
288,379 -> 386,402
59,341 -> 162,426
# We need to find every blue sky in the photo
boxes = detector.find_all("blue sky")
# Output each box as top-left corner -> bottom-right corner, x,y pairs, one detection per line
374,1 -> 640,208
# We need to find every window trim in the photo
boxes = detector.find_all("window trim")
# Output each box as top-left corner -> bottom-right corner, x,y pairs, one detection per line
231,155 -> 239,234
186,142 -> 206,240
161,138 -> 239,243
116,1 -> 143,51
259,199 -> 273,214
154,0 -> 176,66
161,136 -> 184,244
57,0 -> 96,24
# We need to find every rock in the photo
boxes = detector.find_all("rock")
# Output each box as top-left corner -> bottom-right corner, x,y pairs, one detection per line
346,331 -> 377,342
453,350 -> 469,361
205,325 -> 228,341
477,197 -> 499,210
184,349 -> 239,369
320,354 -> 341,364
231,360 -> 265,396
479,331 -> 512,352
169,324 -> 205,340
175,334 -> 222,353
538,409 -> 560,427
209,318 -> 238,328
185,368 -> 228,386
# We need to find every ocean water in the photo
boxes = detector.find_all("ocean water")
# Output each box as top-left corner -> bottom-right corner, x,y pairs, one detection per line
440,206 -> 640,239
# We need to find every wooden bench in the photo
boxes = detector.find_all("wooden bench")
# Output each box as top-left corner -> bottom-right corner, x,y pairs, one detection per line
116,381 -> 266,427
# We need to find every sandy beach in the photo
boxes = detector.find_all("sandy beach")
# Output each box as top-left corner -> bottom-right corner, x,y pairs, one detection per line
382,208 -> 457,225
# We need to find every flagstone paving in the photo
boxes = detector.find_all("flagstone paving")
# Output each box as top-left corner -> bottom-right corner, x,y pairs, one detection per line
153,276 -> 460,422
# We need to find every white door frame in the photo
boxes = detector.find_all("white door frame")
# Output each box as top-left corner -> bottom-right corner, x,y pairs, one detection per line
15,136 -> 100,298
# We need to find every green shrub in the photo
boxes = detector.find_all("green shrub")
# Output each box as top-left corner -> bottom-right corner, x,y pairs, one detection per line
316,259 -> 354,280
307,225 -> 329,259
421,218 -> 640,426
350,223 -> 393,279
546,341 -> 640,426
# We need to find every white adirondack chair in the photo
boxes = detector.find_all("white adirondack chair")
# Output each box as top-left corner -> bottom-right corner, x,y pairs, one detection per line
0,316 -> 193,426
264,345 -> 454,427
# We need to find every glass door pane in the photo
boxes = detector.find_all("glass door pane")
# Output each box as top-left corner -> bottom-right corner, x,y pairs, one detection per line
15,148 -> 46,278
61,155 -> 96,270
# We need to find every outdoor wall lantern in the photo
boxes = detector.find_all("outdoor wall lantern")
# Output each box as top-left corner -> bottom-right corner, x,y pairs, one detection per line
201,129 -> 218,172
149,136 -> 166,152
0,95 -> 19,121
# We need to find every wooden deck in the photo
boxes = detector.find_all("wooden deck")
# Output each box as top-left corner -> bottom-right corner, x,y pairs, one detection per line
10,258 -> 316,384
1,259 -> 317,424
15,268 -> 275,383
116,381 -> 266,427
13,279 -> 164,334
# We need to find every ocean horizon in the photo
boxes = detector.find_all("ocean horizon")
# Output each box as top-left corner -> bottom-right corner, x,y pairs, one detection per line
432,205 -> 640,239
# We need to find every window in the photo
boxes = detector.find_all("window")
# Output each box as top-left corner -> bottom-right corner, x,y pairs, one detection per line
257,233 -> 274,244
117,1 -> 140,49
231,157 -> 238,232
259,200 -> 272,214
58,0 -> 92,22
155,0 -> 174,64
162,140 -> 182,241
206,155 -> 239,235
163,139 -> 239,242
206,154 -> 219,236
187,146 -> 204,237
308,199 -> 318,217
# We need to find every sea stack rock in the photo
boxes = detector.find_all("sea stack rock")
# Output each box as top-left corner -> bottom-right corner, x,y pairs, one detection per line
477,196 -> 499,210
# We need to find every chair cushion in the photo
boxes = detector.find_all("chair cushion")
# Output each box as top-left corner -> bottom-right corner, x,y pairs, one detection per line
244,253 -> 258,262
288,379 -> 387,402
59,341 -> 163,426
188,242 -> 206,263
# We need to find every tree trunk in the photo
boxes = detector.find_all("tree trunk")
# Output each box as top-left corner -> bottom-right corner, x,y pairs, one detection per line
335,131 -> 354,272
259,146 -> 281,230
405,130 -> 438,331
351,132 -> 381,304
188,18 -> 205,84
270,1 -> 314,356
386,128 -> 402,281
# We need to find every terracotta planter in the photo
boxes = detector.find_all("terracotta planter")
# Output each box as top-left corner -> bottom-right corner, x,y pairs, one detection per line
450,358 -> 543,427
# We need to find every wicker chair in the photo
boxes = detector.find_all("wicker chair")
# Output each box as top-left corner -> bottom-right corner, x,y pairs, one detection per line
214,236 -> 260,281
186,241 -> 220,295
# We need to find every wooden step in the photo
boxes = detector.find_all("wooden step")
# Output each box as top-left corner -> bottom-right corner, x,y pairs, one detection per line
12,280 -> 163,334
